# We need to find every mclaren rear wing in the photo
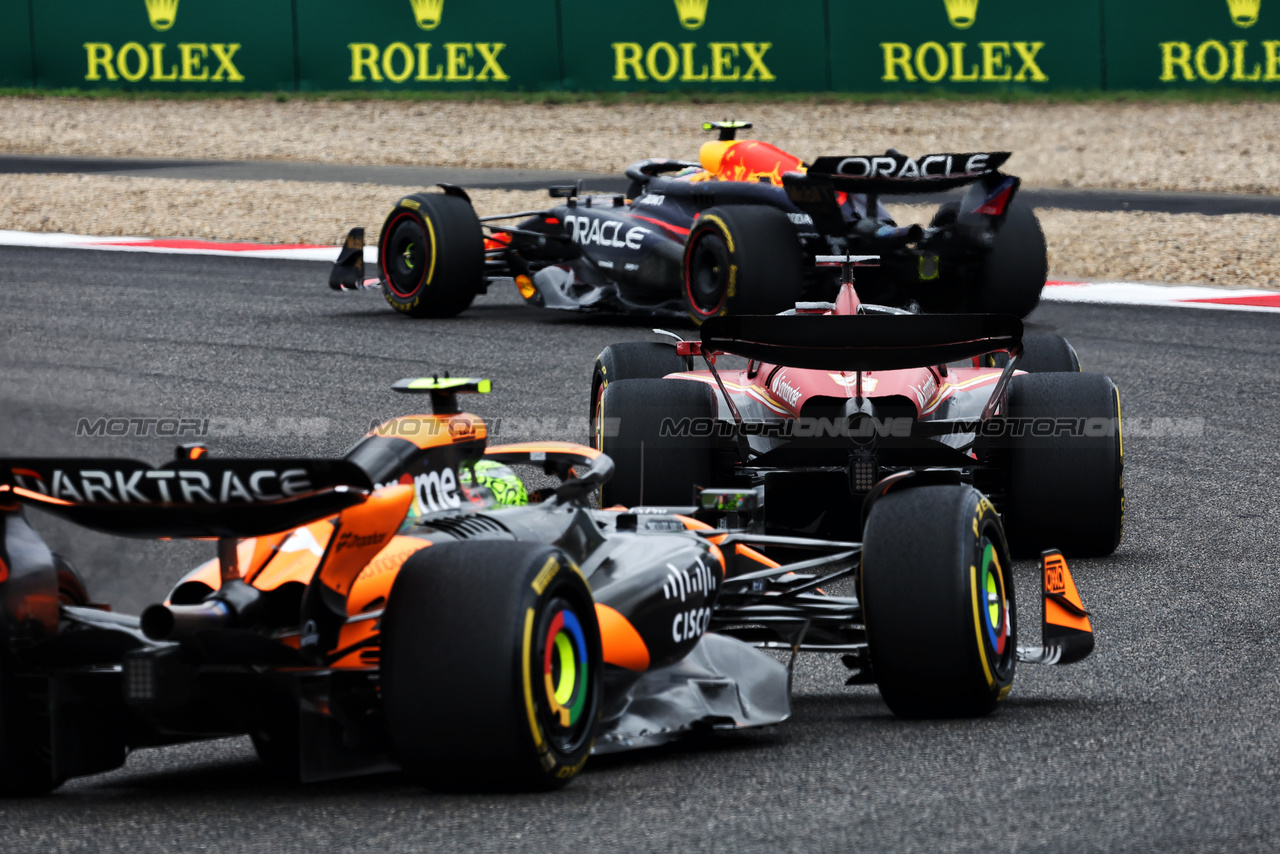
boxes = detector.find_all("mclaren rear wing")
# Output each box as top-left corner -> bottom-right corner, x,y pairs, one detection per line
700,313 -> 1023,373
0,457 -> 373,538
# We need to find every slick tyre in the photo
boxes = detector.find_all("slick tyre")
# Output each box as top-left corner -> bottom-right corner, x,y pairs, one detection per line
382,542 -> 602,791
861,485 -> 1016,719
0,658 -> 62,796
988,334 -> 1081,372
1017,334 -> 1080,373
379,193 -> 484,318
966,198 -> 1048,319
682,205 -> 804,324
1004,373 -> 1125,558
590,344 -> 690,450
597,378 -> 714,508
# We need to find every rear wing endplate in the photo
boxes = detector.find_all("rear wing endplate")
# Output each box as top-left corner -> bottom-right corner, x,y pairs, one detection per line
700,314 -> 1023,372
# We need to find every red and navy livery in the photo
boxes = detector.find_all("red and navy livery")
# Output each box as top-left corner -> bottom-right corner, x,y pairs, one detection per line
329,122 -> 1048,323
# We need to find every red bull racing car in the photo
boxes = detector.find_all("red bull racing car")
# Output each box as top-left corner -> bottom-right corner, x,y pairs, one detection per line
590,267 -> 1124,559
329,122 -> 1048,323
1,377 -> 1092,794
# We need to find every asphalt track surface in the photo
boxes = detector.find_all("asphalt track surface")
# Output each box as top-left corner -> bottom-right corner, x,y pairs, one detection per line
2,245 -> 1280,853
5,153 -> 1280,215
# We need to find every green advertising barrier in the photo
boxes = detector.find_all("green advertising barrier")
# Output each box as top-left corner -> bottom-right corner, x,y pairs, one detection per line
10,0 -> 1280,94
31,0 -> 295,91
296,0 -> 561,91
0,1 -> 34,88
830,0 -> 1103,92
559,0 -> 827,91
1105,0 -> 1280,88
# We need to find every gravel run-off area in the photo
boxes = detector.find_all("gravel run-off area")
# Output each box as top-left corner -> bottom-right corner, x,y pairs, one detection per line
2,96 -> 1279,287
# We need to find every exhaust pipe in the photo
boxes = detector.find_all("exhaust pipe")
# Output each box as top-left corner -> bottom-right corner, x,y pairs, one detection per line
141,600 -> 232,641
140,578 -> 264,641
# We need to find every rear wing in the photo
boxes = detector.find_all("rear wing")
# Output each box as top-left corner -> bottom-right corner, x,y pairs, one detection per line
802,151 -> 1011,195
0,457 -> 372,538
700,314 -> 1022,372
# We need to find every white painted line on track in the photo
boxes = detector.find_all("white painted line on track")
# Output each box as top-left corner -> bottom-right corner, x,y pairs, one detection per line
1042,280 -> 1280,313
3,229 -> 1278,313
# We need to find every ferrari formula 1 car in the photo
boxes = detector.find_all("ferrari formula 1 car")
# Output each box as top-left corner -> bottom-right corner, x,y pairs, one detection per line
591,264 -> 1124,559
328,122 -> 1048,323
1,378 -> 1093,794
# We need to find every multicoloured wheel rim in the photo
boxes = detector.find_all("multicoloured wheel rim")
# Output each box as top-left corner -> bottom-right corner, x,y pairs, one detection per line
980,540 -> 1009,657
543,607 -> 589,731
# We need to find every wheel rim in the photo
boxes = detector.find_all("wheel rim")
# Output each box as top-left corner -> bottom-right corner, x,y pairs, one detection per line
535,596 -> 594,754
980,540 -> 1009,657
382,213 -> 432,298
977,532 -> 1016,680
685,231 -> 732,318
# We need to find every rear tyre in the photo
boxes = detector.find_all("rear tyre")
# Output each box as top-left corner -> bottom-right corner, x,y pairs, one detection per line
1004,373 -> 1124,558
1018,334 -> 1080,373
861,485 -> 1016,718
0,660 -> 62,796
989,333 -> 1081,372
382,542 -> 602,791
597,378 -> 714,508
590,344 -> 689,450
965,198 -> 1047,319
682,205 -> 804,324
379,193 -> 485,318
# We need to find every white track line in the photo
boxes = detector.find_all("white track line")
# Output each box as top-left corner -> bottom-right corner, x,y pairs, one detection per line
2,229 -> 1277,313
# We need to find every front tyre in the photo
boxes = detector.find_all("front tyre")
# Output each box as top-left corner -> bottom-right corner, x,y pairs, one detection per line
379,193 -> 484,318
381,542 -> 602,790
682,205 -> 804,325
861,485 -> 1016,718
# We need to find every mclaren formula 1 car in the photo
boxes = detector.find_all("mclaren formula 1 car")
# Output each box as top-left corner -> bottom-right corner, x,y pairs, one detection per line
591,264 -> 1124,559
328,122 -> 1048,323
1,378 -> 1093,794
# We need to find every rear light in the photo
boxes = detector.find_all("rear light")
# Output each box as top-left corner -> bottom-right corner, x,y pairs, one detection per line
848,452 -> 879,493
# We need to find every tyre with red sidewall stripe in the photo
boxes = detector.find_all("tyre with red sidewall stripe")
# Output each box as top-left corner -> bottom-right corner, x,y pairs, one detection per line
682,205 -> 804,325
381,542 -> 602,790
861,485 -> 1017,718
379,193 -> 484,318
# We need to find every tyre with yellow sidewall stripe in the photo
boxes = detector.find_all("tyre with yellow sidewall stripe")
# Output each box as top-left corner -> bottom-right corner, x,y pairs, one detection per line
682,205 -> 804,325
379,193 -> 484,318
861,485 -> 1017,718
381,542 -> 602,790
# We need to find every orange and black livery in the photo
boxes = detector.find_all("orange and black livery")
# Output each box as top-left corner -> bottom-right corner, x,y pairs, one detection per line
0,374 -> 1094,795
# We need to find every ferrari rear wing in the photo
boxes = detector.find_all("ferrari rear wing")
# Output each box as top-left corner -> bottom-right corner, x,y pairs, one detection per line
700,314 -> 1022,372
0,457 -> 372,538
